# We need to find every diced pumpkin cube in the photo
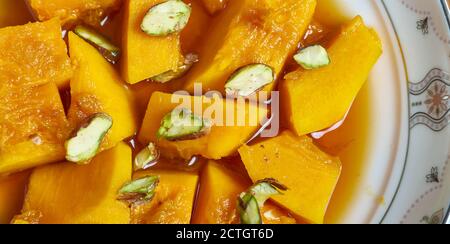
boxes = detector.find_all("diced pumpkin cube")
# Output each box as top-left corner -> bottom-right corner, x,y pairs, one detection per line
0,171 -> 30,224
131,169 -> 198,224
138,92 -> 268,160
181,0 -> 211,53
238,131 -> 342,224
16,143 -> 132,224
27,0 -> 122,26
192,161 -> 250,224
0,0 -> 33,28
299,20 -> 330,48
68,32 -> 137,153
0,19 -> 73,88
193,160 -> 297,224
11,210 -> 43,224
200,0 -> 228,15
0,83 -> 70,175
122,0 -> 184,84
130,81 -> 180,122
281,16 -> 382,135
183,0 -> 316,94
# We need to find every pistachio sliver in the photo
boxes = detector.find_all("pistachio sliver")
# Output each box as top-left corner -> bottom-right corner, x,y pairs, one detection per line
157,108 -> 212,141
237,193 -> 262,224
225,64 -> 275,97
141,0 -> 191,37
134,142 -> 159,171
117,176 -> 159,205
152,53 -> 199,83
74,25 -> 120,64
294,45 -> 330,70
237,178 -> 287,224
65,113 -> 113,164
249,178 -> 288,207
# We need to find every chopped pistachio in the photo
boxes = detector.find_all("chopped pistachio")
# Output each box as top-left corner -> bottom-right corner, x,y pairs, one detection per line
65,113 -> 113,164
74,25 -> 120,64
117,176 -> 159,205
294,45 -> 330,70
134,142 -> 159,171
157,108 -> 212,141
141,0 -> 191,36
237,193 -> 262,224
249,178 -> 288,207
152,53 -> 199,83
225,64 -> 275,97
237,179 -> 287,224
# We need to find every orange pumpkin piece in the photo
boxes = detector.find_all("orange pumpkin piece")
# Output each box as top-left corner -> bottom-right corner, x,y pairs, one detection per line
0,171 -> 30,224
122,0 -> 184,84
131,169 -> 199,224
0,0 -> 33,28
193,160 -> 297,224
15,143 -> 132,224
200,0 -> 228,15
0,19 -> 73,88
11,210 -> 42,224
181,0 -> 212,53
238,131 -> 342,224
68,32 -> 137,153
131,82 -> 175,121
183,0 -> 316,94
281,16 -> 382,136
192,160 -> 250,224
138,92 -> 268,160
27,0 -> 122,26
0,83 -> 70,175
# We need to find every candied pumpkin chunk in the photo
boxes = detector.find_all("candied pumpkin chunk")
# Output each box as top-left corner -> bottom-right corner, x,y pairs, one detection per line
193,161 -> 297,224
131,169 -> 198,224
138,92 -> 268,160
122,0 -> 184,84
183,0 -> 316,94
0,83 -> 69,175
201,0 -> 228,15
27,0 -> 122,26
68,32 -> 137,153
192,161 -> 250,224
0,0 -> 33,28
281,16 -> 382,136
16,143 -> 132,224
0,19 -> 72,88
0,171 -> 30,224
238,131 -> 342,224
181,0 -> 211,53
131,82 -> 174,121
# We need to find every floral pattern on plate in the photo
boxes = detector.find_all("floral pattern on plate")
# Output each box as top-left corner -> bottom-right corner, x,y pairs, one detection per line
379,0 -> 450,224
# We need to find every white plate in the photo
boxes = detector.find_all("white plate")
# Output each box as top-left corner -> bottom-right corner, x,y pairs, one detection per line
326,0 -> 450,224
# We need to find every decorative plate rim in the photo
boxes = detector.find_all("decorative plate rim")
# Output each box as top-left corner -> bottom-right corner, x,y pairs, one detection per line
376,0 -> 450,224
